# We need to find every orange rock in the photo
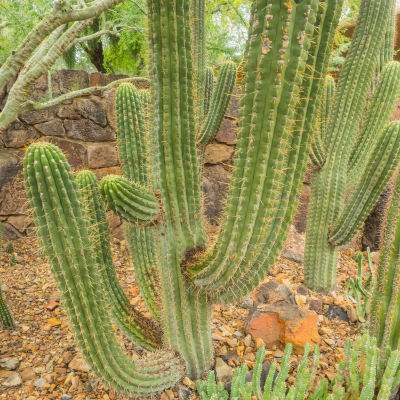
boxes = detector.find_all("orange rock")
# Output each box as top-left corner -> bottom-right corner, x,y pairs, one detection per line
48,318 -> 61,327
245,303 -> 320,354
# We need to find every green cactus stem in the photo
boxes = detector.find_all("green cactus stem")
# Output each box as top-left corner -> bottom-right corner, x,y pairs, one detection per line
304,0 -> 399,293
204,67 -> 214,118
100,175 -> 160,225
23,142 -> 181,396
77,170 -> 161,350
9,253 -> 15,267
0,223 -> 15,330
5,241 -> 13,254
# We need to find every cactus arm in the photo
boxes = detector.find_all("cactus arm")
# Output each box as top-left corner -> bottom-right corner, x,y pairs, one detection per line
195,0 -> 342,303
347,61 -> 400,189
23,143 -> 181,396
191,0 -> 317,289
204,67 -> 214,118
321,76 -> 335,148
0,223 -> 15,330
196,61 -> 237,148
304,0 -> 393,292
76,170 -> 161,350
329,121 -> 400,246
369,171 -> 400,350
379,0 -> 396,71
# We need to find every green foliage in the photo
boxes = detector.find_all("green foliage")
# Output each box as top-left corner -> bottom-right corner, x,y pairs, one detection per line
199,335 -> 400,400
5,241 -> 13,254
9,253 -> 15,267
344,251 -> 371,320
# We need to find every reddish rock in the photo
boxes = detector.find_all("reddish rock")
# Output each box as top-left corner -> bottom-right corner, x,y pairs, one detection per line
74,97 -> 107,127
2,120 -> 38,148
87,144 -> 118,169
309,299 -> 323,314
245,303 -> 320,354
34,119 -> 65,137
65,119 -> 116,142
216,118 -> 238,145
57,70 -> 89,94
204,143 -> 235,164
47,301 -> 59,311
43,137 -> 87,169
90,72 -> 105,87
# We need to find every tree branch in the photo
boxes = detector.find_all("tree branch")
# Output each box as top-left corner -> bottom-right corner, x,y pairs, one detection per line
73,29 -> 120,44
125,0 -> 147,15
0,0 -> 126,91
19,77 -> 149,114
0,21 -> 12,31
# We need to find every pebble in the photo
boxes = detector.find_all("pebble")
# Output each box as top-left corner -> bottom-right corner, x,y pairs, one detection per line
61,395 -> 73,400
34,378 -> 46,387
25,297 -> 34,302
3,372 -> 21,387
0,357 -> 19,370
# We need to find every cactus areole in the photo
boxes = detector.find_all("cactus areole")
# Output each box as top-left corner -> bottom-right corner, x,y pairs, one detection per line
24,0 -> 344,396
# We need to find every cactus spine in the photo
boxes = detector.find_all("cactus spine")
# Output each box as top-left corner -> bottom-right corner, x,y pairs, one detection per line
24,0 -> 344,395
0,223 -> 15,330
304,0 -> 400,293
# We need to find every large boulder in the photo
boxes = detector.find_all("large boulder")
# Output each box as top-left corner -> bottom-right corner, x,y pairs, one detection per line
65,119 -> 116,142
43,137 -> 87,169
2,121 -> 38,148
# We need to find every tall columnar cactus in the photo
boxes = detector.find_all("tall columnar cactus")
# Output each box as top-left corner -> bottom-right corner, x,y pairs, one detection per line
24,0 -> 343,395
303,0 -> 400,292
0,223 -> 15,330
370,171 -> 400,359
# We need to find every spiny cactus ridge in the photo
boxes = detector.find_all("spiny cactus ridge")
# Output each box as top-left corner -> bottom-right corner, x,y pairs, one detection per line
24,0 -> 344,395
304,0 -> 400,292
0,223 -> 15,330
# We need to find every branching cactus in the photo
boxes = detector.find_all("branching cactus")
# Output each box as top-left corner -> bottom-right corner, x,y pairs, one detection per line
0,223 -> 15,330
24,0 -> 344,395
304,0 -> 400,293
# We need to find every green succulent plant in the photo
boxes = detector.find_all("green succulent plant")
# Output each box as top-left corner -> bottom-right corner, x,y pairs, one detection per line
5,241 -> 13,255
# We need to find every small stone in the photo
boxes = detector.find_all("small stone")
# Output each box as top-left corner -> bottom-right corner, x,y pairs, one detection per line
20,367 -> 36,381
0,357 -> 19,370
25,297 -> 34,302
182,377 -> 196,390
85,377 -> 99,392
309,300 -> 323,314
347,307 -> 358,323
296,285 -> 309,296
1,285 -> 7,293
323,296 -> 334,305
34,378 -> 46,387
371,251 -> 380,264
3,372 -> 21,387
22,325 -> 30,332
212,333 -> 225,341
237,295 -> 254,309
61,395 -> 73,400
233,331 -> 243,338
254,338 -> 266,351
318,327 -> 333,336
69,355 -> 91,372
165,389 -> 175,400
48,317 -> 62,326
215,357 -> 233,385
324,305 -> 350,324
295,295 -> 307,307
47,301 -> 59,311
346,248 -> 355,258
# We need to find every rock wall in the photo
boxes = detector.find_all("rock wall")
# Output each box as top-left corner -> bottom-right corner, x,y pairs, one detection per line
0,70 -> 239,241
1,70 -> 398,252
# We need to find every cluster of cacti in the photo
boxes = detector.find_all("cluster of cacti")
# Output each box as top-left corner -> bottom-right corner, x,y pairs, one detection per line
23,0 -> 346,395
369,171 -> 400,360
304,0 -> 400,293
0,224 -> 15,330
198,335 -> 400,400
344,251 -> 371,320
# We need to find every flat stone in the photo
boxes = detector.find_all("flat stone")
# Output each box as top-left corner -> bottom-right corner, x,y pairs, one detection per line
65,119 -> 116,141
215,357 -> 232,385
281,225 -> 305,263
204,143 -> 234,164
20,367 -> 36,381
74,97 -> 107,126
255,282 -> 295,305
309,299 -> 323,314
57,105 -> 81,120
43,137 -> 87,169
225,86 -> 241,118
88,143 -> 118,169
216,118 -> 238,145
47,301 -> 59,311
1,222 -> 23,241
90,72 -> 105,87
69,355 -> 91,372
57,70 -> 89,94
7,215 -> 30,233
236,295 -> 253,309
3,371 -> 21,387
34,119 -> 65,137
2,120 -> 38,148
104,88 -> 118,130
34,378 -> 46,387
0,357 -> 20,370
19,106 -> 59,125
347,306 -> 358,323
203,165 -> 232,225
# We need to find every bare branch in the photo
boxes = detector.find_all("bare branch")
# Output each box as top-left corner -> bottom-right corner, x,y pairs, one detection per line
20,77 -> 149,114
0,21 -> 12,31
73,29 -> 120,44
125,0 -> 147,15
0,0 -> 126,91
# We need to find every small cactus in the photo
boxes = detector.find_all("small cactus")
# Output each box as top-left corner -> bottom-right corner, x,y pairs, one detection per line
5,242 -> 13,254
